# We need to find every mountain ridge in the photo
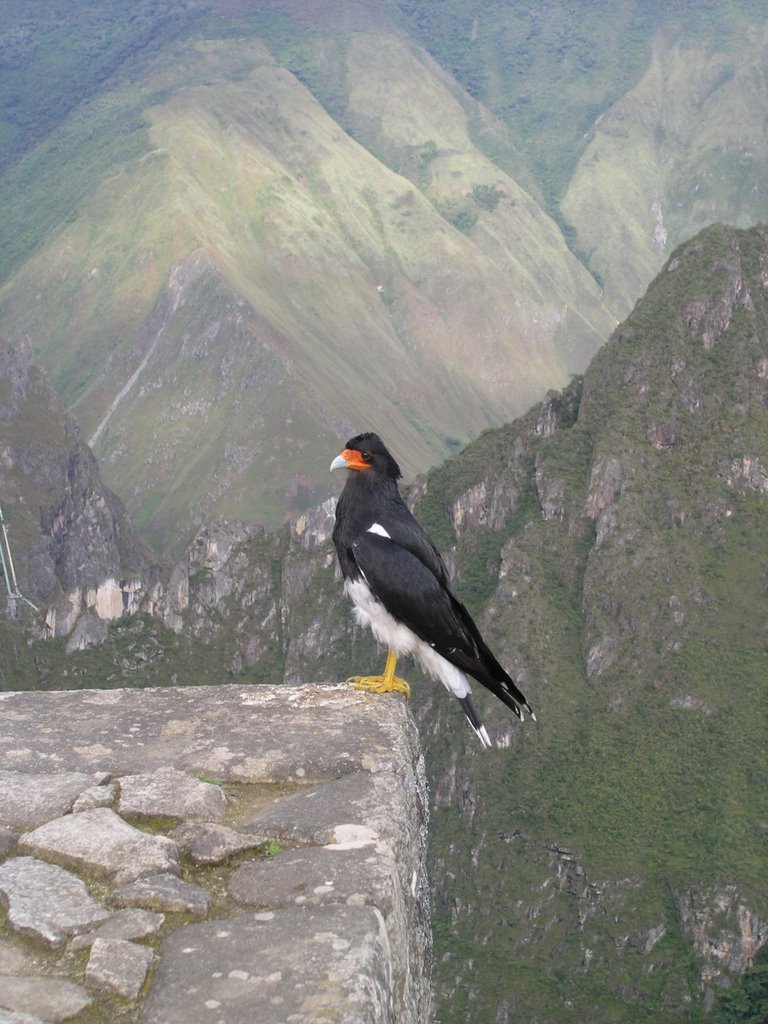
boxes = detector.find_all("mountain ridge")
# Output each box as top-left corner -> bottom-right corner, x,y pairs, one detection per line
0,21 -> 615,554
4,2 -> 768,554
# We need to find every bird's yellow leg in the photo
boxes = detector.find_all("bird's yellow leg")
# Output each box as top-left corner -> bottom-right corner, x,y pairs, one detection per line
348,649 -> 411,698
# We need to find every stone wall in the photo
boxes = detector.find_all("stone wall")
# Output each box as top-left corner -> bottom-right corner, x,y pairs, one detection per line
0,683 -> 431,1023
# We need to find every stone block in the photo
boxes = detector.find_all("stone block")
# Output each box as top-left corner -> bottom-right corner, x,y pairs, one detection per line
111,873 -> 211,915
19,808 -> 179,885
0,975 -> 91,1021
228,843 -> 397,914
141,905 -> 394,1024
0,685 -> 417,783
86,938 -> 155,999
118,766 -> 227,823
68,909 -> 165,952
0,771 -> 107,830
170,822 -> 268,864
0,1009 -> 46,1024
0,857 -> 110,946
72,783 -> 116,813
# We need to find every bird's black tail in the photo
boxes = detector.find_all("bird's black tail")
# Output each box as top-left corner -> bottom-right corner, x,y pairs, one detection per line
459,696 -> 492,749
494,670 -> 536,722
447,595 -> 536,723
451,645 -> 536,722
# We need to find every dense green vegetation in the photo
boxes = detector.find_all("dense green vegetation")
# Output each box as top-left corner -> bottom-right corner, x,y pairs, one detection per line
711,946 -> 768,1024
411,225 -> 768,1021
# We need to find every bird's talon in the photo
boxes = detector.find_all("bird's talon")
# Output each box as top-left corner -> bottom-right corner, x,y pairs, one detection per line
347,675 -> 411,699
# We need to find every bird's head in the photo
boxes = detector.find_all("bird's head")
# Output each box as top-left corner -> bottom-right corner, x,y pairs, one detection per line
330,432 -> 402,480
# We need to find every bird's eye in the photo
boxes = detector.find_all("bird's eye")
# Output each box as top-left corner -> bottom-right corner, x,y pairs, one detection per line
360,451 -> 372,463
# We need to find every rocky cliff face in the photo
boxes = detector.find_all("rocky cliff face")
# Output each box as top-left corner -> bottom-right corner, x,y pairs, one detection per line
410,224 -> 768,1021
0,338 -> 150,645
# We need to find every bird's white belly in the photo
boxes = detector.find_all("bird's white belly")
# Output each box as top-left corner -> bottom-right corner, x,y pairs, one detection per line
344,577 -> 418,656
344,577 -> 471,699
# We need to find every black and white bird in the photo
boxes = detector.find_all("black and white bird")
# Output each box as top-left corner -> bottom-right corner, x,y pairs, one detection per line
330,431 -> 535,748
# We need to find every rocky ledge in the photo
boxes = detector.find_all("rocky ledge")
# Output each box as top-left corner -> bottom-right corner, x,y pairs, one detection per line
0,684 -> 431,1023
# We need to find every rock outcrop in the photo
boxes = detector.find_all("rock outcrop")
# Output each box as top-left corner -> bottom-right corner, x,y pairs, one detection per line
0,338 -> 150,639
0,683 -> 431,1024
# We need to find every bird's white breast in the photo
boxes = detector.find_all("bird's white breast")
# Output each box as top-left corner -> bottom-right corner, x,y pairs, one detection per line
344,577 -> 418,656
343,577 -> 472,699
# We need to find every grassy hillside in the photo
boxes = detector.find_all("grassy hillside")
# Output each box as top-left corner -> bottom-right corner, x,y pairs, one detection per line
0,13 -> 614,555
411,225 -> 768,1022
2,1 -> 768,557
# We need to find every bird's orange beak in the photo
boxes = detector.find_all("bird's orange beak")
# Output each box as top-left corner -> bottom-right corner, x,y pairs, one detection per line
330,448 -> 370,472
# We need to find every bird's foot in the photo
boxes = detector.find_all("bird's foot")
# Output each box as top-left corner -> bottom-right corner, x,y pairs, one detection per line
347,674 -> 411,698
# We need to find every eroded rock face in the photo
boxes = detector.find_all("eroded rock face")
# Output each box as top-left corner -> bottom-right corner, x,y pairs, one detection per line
0,338 -> 150,635
682,249 -> 754,350
727,454 -> 768,496
673,885 -> 768,980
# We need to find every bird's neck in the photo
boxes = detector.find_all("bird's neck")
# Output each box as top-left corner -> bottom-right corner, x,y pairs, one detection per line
340,471 -> 401,525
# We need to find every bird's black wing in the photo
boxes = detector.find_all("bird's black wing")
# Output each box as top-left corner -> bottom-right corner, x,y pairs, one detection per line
361,497 -> 453,589
352,530 -> 467,647
334,482 -> 452,587
351,531 -> 533,718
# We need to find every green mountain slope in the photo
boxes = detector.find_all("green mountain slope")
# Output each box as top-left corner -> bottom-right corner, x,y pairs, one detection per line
412,223 -> 768,1022
3,1 -> 768,558
0,13 -> 614,555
